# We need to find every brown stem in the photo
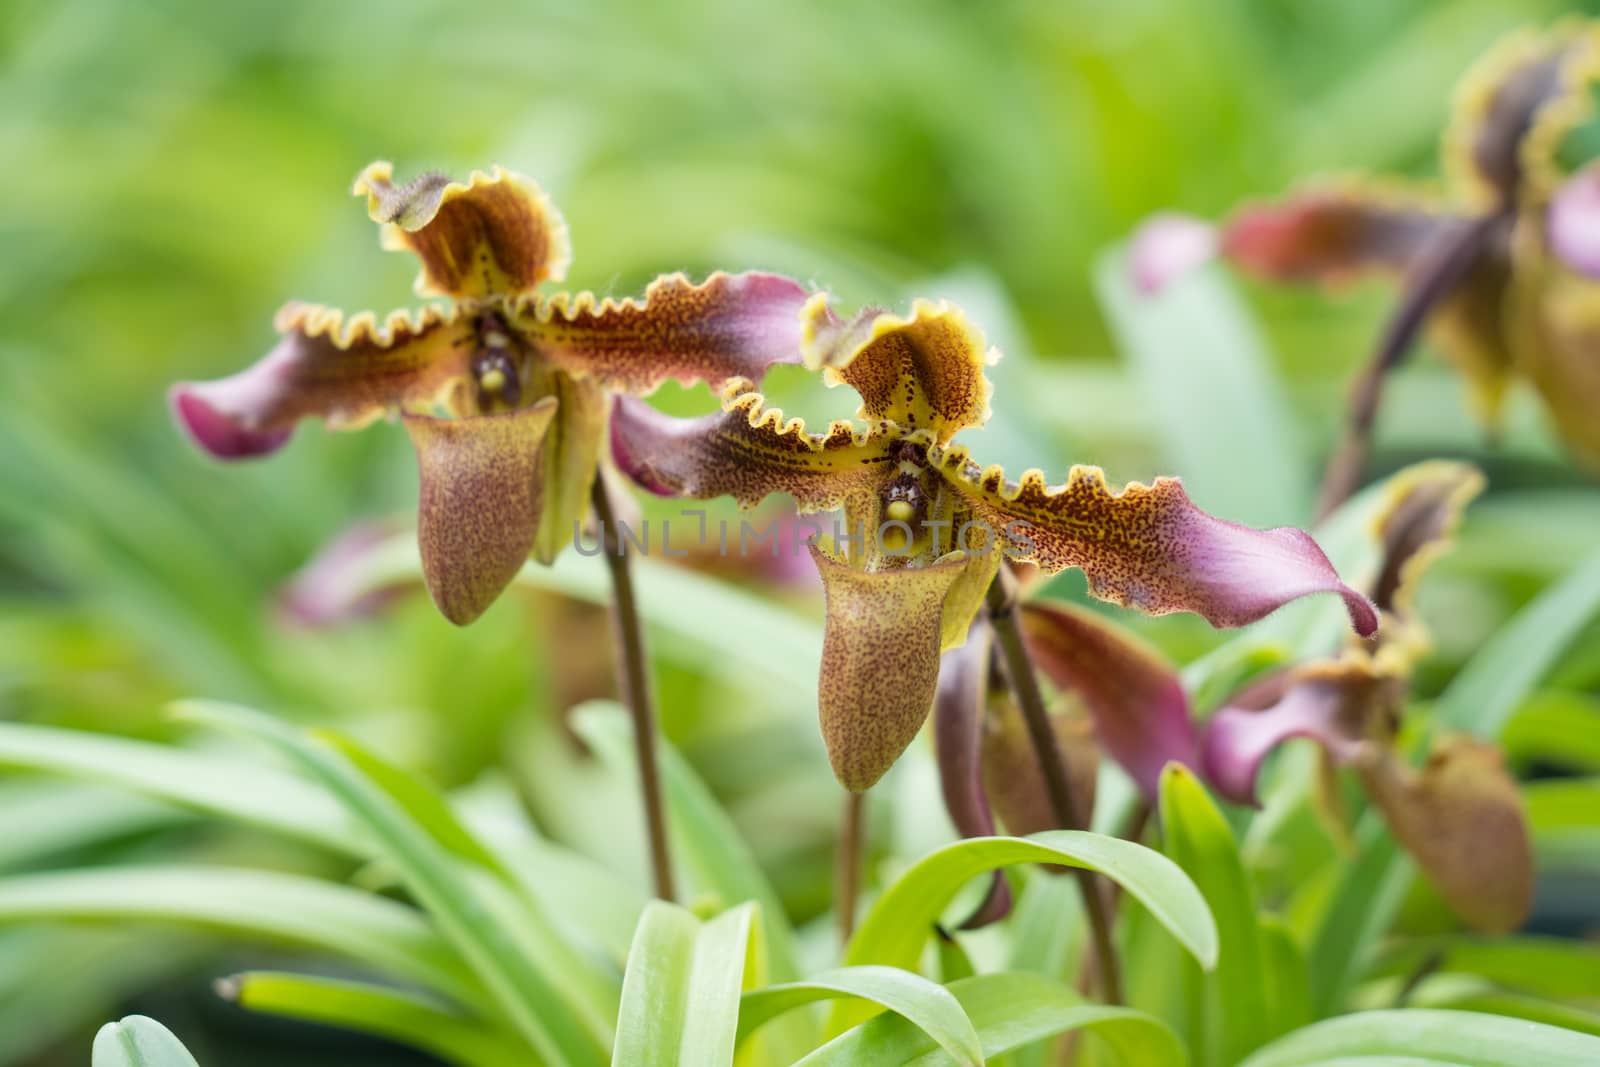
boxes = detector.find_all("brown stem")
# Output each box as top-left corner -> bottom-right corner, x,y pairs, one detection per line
983,571 -> 1123,1004
591,476 -> 676,902
1314,212 -> 1503,522
836,790 -> 866,946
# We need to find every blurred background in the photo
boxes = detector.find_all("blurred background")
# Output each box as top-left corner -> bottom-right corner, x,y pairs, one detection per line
3,0 -> 1600,1062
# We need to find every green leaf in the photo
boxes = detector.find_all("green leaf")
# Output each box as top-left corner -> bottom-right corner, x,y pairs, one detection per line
611,900 -> 757,1067
1159,764 -> 1276,1066
738,966 -> 983,1067
225,971 -> 529,1067
1306,819 -> 1409,1017
177,701 -> 610,1067
832,833 -> 1216,1035
1502,692 -> 1600,773
800,972 -> 1185,1067
1238,1008 -> 1600,1067
0,865 -> 477,1002
1435,548 -> 1600,737
1415,989 -> 1600,1040
1095,247 -> 1309,527
92,1015 -> 201,1067
1260,916 -> 1311,1034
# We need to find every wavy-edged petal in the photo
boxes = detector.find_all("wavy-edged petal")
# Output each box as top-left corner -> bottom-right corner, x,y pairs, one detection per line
1219,179 -> 1449,287
932,621 -> 1012,928
1368,460 -> 1485,619
609,381 -> 895,510
1443,23 -> 1596,210
403,399 -> 558,625
1199,655 -> 1403,806
523,271 -> 811,393
1020,600 -> 1195,799
172,303 -> 473,459
353,161 -> 571,298
1358,736 -> 1533,933
1128,212 -> 1220,295
934,453 -> 1379,635
813,544 -> 968,792
803,299 -> 994,443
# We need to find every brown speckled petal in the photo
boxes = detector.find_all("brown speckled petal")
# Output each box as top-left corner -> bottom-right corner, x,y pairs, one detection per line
403,399 -> 558,625
813,544 -> 969,792
525,272 -> 812,392
1359,736 -> 1533,934
172,303 -> 473,459
803,299 -> 995,443
935,453 -> 1378,635
1220,180 -> 1450,287
1368,461 -> 1485,618
1020,600 -> 1195,799
354,161 -> 571,298
610,381 -> 895,510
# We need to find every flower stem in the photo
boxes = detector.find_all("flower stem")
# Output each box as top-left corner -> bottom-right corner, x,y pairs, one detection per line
591,475 -> 676,902
983,571 -> 1123,1005
836,790 -> 866,946
1314,212 -> 1503,522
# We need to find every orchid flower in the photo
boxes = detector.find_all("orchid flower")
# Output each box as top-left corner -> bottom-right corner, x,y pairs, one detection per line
171,161 -> 812,624
1131,22 -> 1600,470
939,461 -> 1532,933
611,297 -> 1377,792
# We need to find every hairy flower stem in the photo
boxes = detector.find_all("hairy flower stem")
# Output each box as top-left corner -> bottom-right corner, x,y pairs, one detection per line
1314,212 -> 1503,521
984,571 -> 1123,1005
837,790 -> 866,946
591,476 -> 676,902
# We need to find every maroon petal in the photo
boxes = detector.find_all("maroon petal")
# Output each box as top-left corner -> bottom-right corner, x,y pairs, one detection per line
276,519 -> 413,627
404,399 -> 558,625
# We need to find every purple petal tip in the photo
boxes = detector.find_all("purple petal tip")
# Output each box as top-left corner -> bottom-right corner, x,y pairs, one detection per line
1549,164 -> 1600,280
1129,213 -> 1219,296
170,384 -> 292,459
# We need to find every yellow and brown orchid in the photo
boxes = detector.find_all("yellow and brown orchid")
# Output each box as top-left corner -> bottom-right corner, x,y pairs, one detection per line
611,298 -> 1378,792
1132,21 -> 1600,470
171,161 -> 813,624
941,461 -> 1532,933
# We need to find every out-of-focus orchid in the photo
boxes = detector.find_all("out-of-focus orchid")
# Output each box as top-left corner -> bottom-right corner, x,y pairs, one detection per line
613,297 -> 1377,792
172,161 -> 813,624
939,461 -> 1532,933
1131,22 -> 1600,472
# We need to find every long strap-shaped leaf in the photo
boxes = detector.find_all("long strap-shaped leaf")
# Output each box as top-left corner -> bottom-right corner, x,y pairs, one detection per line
611,900 -> 757,1067
1237,1008 -> 1600,1067
831,833 -> 1217,1034
738,966 -> 982,1067
92,1016 -> 201,1067
801,971 -> 1184,1066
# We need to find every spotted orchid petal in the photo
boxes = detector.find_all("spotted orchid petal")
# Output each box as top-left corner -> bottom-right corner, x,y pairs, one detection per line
1359,736 -> 1533,933
610,381 -> 895,510
1369,460 -> 1486,619
802,299 -> 995,444
933,453 -> 1378,635
1199,655 -> 1403,806
172,303 -> 474,459
404,398 -> 559,625
1127,212 -> 1220,295
1020,600 -> 1196,799
813,543 -> 969,792
354,161 -> 571,299
1443,24 -> 1597,211
522,271 -> 812,394
932,621 -> 1013,928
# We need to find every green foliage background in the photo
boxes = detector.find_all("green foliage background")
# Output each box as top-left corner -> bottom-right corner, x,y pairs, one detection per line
3,1 -> 1600,1062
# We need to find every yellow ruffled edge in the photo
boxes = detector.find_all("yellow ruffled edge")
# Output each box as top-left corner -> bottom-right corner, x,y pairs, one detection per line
715,377 -> 892,458
352,160 -> 574,291
1520,25 -> 1600,207
928,440 -> 1179,513
272,300 -> 459,349
1443,20 -> 1599,211
1367,459 -> 1486,625
801,296 -> 999,436
513,270 -> 762,324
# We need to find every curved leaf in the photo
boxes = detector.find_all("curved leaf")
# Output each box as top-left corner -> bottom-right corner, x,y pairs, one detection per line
1238,1009 -> 1600,1067
92,1015 -> 201,1067
801,971 -> 1184,1067
738,966 -> 982,1067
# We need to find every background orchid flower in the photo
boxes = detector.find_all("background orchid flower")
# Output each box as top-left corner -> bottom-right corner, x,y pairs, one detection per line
952,460 -> 1531,933
171,161 -> 812,624
1130,21 -> 1600,471
613,297 -> 1377,792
